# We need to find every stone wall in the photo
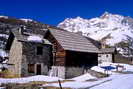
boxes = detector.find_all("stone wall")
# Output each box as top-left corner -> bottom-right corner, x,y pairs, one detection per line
49,66 -> 65,78
98,54 -> 113,64
8,38 -> 22,76
65,67 -> 84,78
50,66 -> 85,79
21,42 -> 52,76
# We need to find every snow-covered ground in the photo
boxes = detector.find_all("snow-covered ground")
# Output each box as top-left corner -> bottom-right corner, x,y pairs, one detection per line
0,75 -> 62,84
91,74 -> 133,89
0,63 -> 133,89
43,62 -> 133,89
43,74 -> 133,89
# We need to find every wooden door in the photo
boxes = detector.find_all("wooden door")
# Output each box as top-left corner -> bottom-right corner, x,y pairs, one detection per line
36,64 -> 41,75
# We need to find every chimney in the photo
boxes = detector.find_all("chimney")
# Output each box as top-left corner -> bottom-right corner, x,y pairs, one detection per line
19,26 -> 25,35
101,40 -> 106,48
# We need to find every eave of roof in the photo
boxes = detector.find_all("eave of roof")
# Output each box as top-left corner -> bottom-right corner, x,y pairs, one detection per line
99,48 -> 116,53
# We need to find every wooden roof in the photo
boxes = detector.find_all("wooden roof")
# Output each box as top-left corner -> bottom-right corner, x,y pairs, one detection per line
11,27 -> 27,42
99,48 -> 116,53
48,28 -> 100,53
5,27 -> 51,50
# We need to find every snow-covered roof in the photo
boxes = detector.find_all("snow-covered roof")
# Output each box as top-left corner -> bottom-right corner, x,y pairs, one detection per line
27,35 -> 43,43
27,35 -> 52,45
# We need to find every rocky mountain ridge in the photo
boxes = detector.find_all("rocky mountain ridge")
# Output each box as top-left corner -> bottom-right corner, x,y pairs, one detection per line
58,12 -> 133,46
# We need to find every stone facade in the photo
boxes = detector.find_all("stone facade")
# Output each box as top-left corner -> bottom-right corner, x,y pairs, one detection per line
21,42 -> 52,76
8,38 -> 53,77
49,66 -> 88,79
98,54 -> 113,64
49,66 -> 65,78
65,67 -> 84,78
8,38 -> 23,76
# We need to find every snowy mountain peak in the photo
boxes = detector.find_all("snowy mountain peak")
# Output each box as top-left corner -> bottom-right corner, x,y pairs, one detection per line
100,11 -> 111,18
58,12 -> 133,47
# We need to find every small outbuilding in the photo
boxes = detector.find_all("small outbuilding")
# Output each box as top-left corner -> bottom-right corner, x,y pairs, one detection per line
98,48 -> 116,64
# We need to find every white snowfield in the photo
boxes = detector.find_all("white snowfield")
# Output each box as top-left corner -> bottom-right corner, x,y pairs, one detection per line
43,74 -> 133,89
43,63 -> 133,89
0,62 -> 133,89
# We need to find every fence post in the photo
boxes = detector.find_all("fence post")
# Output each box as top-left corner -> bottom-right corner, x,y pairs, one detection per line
58,80 -> 62,89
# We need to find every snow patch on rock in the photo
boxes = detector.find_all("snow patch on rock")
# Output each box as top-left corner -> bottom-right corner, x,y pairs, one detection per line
20,18 -> 33,22
0,16 -> 8,19
27,35 -> 43,43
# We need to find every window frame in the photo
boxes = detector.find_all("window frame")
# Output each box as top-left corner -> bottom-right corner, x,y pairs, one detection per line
36,46 -> 43,55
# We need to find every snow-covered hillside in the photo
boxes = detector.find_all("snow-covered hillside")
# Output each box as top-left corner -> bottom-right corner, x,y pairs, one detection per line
58,12 -> 133,46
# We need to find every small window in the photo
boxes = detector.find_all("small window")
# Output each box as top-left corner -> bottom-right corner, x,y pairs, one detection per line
37,46 -> 43,55
28,64 -> 35,73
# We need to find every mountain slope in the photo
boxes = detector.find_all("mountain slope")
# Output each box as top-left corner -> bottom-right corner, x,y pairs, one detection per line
58,12 -> 133,46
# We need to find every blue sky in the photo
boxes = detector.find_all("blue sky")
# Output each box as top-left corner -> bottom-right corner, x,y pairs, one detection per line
0,0 -> 132,25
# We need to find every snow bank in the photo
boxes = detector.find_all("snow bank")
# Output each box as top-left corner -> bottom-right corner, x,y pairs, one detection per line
71,73 -> 96,81
0,75 -> 62,84
100,62 -> 133,72
92,62 -> 133,75
119,64 -> 133,72
27,35 -> 43,43
91,66 -> 108,74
